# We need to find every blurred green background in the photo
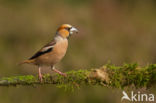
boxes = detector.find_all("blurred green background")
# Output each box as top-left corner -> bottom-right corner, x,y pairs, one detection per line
0,0 -> 156,103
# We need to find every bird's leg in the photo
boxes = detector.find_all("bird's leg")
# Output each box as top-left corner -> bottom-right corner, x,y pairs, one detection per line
51,66 -> 67,77
38,66 -> 43,82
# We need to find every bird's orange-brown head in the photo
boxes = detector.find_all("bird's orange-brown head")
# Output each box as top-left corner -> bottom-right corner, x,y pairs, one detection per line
56,24 -> 78,38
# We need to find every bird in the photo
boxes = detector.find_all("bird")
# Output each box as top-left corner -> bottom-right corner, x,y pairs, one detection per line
20,24 -> 78,82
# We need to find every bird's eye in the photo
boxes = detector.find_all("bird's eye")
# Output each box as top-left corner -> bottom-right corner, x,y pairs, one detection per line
65,27 -> 71,31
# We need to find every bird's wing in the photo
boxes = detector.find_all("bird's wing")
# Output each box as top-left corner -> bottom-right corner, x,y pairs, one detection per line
29,40 -> 56,60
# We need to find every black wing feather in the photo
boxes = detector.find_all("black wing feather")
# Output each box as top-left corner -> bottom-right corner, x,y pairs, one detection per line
29,40 -> 56,60
29,48 -> 53,60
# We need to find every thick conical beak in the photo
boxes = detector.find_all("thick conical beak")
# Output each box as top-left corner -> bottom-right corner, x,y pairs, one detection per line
70,27 -> 78,34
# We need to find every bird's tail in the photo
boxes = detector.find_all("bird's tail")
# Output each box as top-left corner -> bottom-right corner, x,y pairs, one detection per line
18,59 -> 34,65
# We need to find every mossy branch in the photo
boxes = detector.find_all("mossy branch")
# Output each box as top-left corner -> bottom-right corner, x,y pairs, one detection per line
0,64 -> 156,90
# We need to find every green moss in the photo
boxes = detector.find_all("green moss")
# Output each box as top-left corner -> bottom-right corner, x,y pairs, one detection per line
0,63 -> 155,90
0,75 -> 37,86
107,63 -> 156,89
55,69 -> 90,91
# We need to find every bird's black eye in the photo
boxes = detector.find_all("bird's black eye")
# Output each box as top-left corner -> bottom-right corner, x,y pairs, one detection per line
65,27 -> 71,31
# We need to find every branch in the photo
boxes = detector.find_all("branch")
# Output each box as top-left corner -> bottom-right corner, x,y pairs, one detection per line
0,64 -> 156,89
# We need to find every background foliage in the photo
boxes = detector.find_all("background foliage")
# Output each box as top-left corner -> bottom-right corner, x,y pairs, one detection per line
0,0 -> 156,103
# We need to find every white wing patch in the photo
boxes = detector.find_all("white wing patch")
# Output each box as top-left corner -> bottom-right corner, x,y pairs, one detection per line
41,46 -> 54,52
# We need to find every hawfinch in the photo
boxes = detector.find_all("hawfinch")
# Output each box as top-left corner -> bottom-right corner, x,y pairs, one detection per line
21,24 -> 78,82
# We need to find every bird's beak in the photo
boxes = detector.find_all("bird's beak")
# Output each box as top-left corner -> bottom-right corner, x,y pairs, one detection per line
70,27 -> 78,34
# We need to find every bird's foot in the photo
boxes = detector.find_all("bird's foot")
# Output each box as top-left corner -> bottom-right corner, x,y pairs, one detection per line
38,73 -> 43,82
38,67 -> 43,82
53,69 -> 67,77
59,72 -> 67,77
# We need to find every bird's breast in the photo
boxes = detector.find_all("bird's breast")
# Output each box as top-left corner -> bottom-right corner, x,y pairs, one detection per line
52,39 -> 68,58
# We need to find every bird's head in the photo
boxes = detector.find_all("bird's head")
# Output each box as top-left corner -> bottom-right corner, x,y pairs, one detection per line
56,24 -> 78,38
